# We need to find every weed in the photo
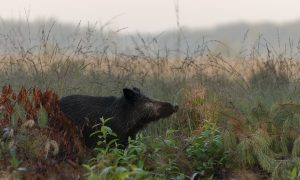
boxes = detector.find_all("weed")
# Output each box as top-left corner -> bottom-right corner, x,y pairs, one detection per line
187,122 -> 228,178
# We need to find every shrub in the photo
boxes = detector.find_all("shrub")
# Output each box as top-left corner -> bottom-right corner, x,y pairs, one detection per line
187,122 -> 228,179
83,118 -> 151,179
83,119 -> 190,180
0,85 -> 86,179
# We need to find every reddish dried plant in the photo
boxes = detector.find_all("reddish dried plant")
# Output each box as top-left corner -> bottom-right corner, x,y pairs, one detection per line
0,85 -> 86,158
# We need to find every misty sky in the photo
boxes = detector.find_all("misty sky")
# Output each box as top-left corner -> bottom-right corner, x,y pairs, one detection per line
1,0 -> 300,32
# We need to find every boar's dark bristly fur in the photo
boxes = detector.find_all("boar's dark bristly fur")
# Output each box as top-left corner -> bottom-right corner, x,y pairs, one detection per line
59,87 -> 178,148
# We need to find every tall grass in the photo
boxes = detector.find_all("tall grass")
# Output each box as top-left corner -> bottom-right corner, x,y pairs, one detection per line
1,20 -> 300,178
2,20 -> 300,135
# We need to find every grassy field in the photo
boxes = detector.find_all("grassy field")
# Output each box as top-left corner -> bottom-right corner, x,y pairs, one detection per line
1,26 -> 300,179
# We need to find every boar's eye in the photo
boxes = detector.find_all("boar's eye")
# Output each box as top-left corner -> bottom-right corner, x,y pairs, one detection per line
123,88 -> 139,101
132,87 -> 141,94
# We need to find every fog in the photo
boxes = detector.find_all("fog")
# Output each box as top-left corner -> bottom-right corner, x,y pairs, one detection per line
1,0 -> 300,57
2,0 -> 300,32
1,19 -> 300,58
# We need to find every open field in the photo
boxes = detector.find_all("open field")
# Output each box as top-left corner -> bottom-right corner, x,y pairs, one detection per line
1,25 -> 300,179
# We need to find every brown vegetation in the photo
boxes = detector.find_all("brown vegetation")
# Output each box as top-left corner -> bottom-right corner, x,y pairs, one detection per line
0,85 -> 87,179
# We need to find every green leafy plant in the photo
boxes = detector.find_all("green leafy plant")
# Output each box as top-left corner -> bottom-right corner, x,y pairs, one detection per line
90,117 -> 118,149
83,118 -> 191,180
187,122 -> 228,178
289,167 -> 300,180
83,118 -> 151,180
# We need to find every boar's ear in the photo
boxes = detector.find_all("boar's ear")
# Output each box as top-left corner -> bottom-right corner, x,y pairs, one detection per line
123,88 -> 137,101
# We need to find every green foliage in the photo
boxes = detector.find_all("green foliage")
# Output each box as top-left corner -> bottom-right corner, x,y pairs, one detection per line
37,108 -> 48,128
83,118 -> 150,179
147,130 -> 188,179
90,117 -> 118,148
0,138 -> 10,160
289,167 -> 300,180
83,118 -> 189,180
187,122 -> 227,178
10,104 -> 26,127
0,136 -> 21,178
292,137 -> 300,158
9,148 -> 20,169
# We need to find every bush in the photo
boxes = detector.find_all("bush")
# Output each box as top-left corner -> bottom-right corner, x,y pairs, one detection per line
83,117 -> 150,179
0,85 -> 86,179
83,118 -> 190,180
187,122 -> 228,179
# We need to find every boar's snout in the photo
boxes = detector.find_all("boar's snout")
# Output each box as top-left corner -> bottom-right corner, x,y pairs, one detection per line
156,102 -> 179,118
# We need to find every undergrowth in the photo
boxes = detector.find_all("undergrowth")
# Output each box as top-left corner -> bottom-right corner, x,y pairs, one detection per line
83,119 -> 230,179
